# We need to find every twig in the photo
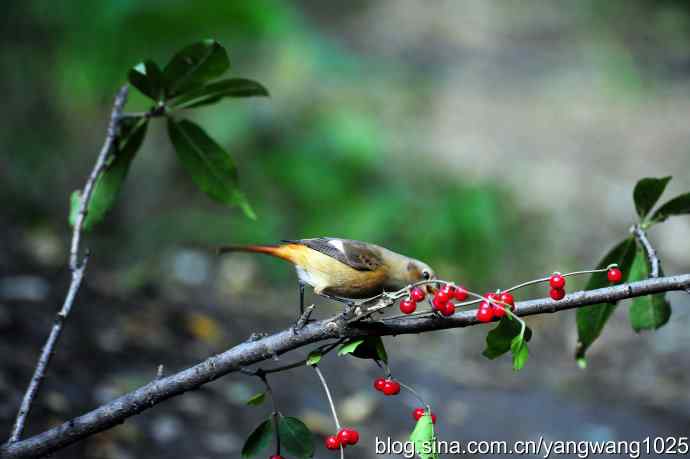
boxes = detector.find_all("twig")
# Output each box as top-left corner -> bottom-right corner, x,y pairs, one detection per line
313,366 -> 340,430
632,224 -> 661,278
2,274 -> 690,458
7,85 -> 129,444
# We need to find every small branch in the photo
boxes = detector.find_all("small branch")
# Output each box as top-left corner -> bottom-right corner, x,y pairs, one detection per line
3,274 -> 690,458
632,224 -> 661,278
7,85 -> 129,445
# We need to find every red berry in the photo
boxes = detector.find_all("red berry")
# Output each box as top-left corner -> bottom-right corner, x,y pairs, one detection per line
382,379 -> 401,395
269,456 -> 285,459
440,302 -> 455,317
607,267 -> 622,283
400,298 -> 417,314
412,407 -> 437,423
550,287 -> 566,301
325,435 -> 340,450
484,292 -> 500,306
434,290 -> 450,305
374,378 -> 386,392
476,303 -> 494,322
549,273 -> 565,289
410,287 -> 426,302
499,292 -> 515,309
338,428 -> 359,445
348,428 -> 360,445
440,284 -> 455,296
432,296 -> 445,311
493,303 -> 506,318
454,286 -> 468,301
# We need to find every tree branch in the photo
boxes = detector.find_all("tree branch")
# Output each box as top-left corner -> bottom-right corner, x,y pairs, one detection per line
2,273 -> 690,458
632,224 -> 661,278
6,85 -> 129,444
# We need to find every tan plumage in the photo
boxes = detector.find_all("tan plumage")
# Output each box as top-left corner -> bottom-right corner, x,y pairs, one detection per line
218,238 -> 436,301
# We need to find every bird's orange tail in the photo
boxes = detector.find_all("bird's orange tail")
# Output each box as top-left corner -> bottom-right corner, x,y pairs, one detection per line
217,244 -> 296,263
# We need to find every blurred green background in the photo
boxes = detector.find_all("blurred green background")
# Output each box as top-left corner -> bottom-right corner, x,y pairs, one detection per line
1,1 -> 690,458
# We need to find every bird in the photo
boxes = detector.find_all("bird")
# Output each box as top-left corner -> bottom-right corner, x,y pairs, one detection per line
218,237 -> 436,316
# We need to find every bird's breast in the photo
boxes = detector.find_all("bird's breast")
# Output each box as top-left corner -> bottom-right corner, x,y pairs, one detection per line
291,246 -> 388,298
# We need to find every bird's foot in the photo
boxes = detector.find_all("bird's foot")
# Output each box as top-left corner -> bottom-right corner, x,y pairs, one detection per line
292,304 -> 316,334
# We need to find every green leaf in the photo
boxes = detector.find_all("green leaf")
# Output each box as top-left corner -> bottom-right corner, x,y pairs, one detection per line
633,176 -> 671,219
246,392 -> 267,407
510,334 -> 529,371
128,60 -> 164,101
241,419 -> 273,458
338,336 -> 388,363
650,192 -> 690,223
306,350 -> 322,366
575,237 -> 636,362
630,293 -> 671,332
278,416 -> 314,458
69,119 -> 148,230
170,78 -> 269,109
627,247 -> 671,331
409,413 -> 438,459
163,39 -> 230,97
482,317 -> 532,360
167,118 -> 254,219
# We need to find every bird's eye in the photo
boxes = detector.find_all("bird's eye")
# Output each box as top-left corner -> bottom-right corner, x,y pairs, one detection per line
422,270 -> 431,280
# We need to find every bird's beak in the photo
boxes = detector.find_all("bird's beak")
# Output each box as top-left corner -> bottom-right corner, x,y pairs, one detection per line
426,284 -> 436,295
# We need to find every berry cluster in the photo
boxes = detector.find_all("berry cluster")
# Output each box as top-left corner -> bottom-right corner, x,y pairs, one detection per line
475,291 -> 514,323
373,377 -> 440,430
374,377 -> 401,395
433,285 -> 468,317
325,428 -> 360,450
549,273 -> 566,300
399,285 -> 469,317
548,267 -> 622,302
412,407 -> 437,424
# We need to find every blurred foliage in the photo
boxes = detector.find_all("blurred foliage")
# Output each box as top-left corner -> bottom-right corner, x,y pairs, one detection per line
4,0 -> 690,291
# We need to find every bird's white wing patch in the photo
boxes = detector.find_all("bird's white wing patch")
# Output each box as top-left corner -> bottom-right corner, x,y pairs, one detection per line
327,239 -> 346,254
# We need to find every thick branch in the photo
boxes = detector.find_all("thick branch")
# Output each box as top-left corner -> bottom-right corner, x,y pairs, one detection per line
7,85 -> 129,444
2,273 -> 690,458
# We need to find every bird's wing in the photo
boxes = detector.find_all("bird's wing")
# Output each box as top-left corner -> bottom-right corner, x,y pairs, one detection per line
282,238 -> 383,272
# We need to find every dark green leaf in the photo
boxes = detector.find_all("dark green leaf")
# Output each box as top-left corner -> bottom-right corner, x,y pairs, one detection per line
69,119 -> 148,230
630,293 -> 671,332
338,337 -> 388,363
246,392 -> 267,407
306,350 -> 322,366
241,419 -> 273,458
627,248 -> 671,331
409,413 -> 438,459
633,176 -> 671,219
575,237 -> 636,362
510,335 -> 529,371
651,192 -> 690,223
278,416 -> 314,458
163,39 -> 230,97
167,118 -> 255,219
170,78 -> 269,109
128,60 -> 164,101
482,317 -> 532,360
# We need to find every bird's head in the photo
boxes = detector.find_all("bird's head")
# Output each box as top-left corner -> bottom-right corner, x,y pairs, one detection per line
405,258 -> 436,293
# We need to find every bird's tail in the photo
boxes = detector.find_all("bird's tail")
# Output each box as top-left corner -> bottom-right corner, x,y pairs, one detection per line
217,244 -> 296,262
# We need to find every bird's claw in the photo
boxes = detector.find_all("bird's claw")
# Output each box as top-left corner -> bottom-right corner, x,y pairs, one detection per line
292,304 -> 316,334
